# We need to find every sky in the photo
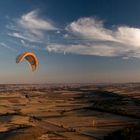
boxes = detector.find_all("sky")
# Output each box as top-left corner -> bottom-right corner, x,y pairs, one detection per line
1,0 -> 140,83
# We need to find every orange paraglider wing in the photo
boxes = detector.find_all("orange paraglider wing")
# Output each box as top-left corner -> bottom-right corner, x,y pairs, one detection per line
16,52 -> 38,71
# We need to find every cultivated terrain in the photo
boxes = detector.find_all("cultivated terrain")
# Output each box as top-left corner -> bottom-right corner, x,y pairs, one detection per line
0,83 -> 139,140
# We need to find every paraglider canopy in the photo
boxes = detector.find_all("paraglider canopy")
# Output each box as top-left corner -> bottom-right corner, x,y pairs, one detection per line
16,52 -> 38,71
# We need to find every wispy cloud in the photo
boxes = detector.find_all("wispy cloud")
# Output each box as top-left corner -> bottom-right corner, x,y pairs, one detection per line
47,17 -> 140,58
47,42 -> 127,57
18,10 -> 57,31
7,10 -> 58,44
66,17 -> 115,41
0,42 -> 17,52
6,11 -> 140,58
8,32 -> 42,43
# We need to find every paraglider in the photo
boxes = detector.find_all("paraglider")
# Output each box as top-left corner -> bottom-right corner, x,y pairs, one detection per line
16,52 -> 38,71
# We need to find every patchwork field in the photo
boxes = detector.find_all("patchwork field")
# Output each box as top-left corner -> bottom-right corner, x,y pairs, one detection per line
0,84 -> 139,140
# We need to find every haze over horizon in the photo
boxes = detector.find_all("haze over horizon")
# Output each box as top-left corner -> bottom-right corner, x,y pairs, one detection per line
1,0 -> 140,84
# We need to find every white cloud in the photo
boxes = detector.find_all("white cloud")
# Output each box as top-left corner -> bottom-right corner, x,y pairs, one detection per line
18,10 -> 57,31
47,17 -> 140,58
8,10 -> 58,44
47,43 -> 127,57
7,13 -> 140,58
66,17 -> 115,41
115,27 -> 140,47
66,17 -> 140,47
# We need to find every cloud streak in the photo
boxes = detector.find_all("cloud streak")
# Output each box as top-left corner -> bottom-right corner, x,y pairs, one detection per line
0,42 -> 17,52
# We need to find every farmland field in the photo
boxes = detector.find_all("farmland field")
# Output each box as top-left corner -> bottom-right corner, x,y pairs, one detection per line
0,84 -> 139,140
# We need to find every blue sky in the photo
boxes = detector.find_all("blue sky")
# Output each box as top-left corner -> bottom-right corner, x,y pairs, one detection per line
1,0 -> 140,83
